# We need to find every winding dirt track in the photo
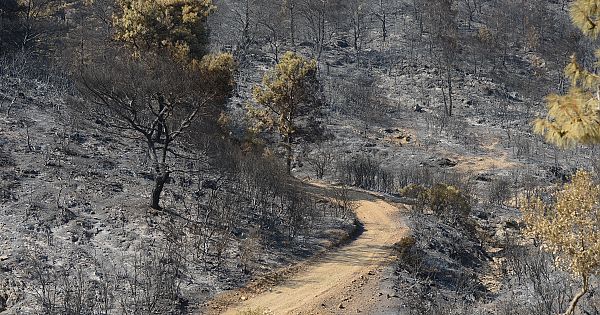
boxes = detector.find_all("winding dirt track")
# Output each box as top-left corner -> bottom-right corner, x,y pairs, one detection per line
215,187 -> 408,315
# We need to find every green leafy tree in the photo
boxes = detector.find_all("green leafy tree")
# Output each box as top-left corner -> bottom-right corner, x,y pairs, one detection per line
250,51 -> 320,172
534,0 -> 600,147
530,2 -> 600,312
521,171 -> 600,315
113,0 -> 215,60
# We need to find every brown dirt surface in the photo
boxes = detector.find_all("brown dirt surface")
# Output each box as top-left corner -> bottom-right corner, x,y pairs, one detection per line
204,185 -> 408,315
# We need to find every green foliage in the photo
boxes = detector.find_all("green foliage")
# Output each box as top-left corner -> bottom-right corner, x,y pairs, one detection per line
400,183 -> 470,218
250,51 -> 319,136
399,184 -> 428,199
428,184 -> 470,217
522,170 -> 600,280
249,51 -> 319,170
521,170 -> 600,314
534,0 -> 600,147
570,0 -> 600,38
191,52 -> 237,102
113,0 -> 214,60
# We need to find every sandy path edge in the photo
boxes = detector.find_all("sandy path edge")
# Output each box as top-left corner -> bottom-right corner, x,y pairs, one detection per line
203,184 -> 409,315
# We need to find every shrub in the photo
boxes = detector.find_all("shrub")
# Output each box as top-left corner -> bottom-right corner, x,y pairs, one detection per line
400,183 -> 471,219
399,184 -> 427,199
399,184 -> 428,213
394,235 -> 417,256
336,154 -> 395,192
427,184 -> 471,218
488,178 -> 511,206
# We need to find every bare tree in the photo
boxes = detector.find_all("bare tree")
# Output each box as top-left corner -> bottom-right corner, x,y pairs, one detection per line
347,0 -> 371,62
284,0 -> 298,48
424,0 -> 458,117
76,50 -> 234,209
256,0 -> 287,62
304,143 -> 334,179
298,0 -> 329,60
373,0 -> 401,43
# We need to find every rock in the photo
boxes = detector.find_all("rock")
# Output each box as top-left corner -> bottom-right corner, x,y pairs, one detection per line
475,211 -> 489,220
504,220 -> 519,229
494,228 -> 506,240
436,158 -> 457,168
202,179 -> 218,190
336,39 -> 349,48
240,296 -> 247,301
475,173 -> 492,182
298,41 -> 314,47
547,165 -> 571,182
465,294 -> 476,302
508,91 -> 523,102
338,303 -> 345,309
414,104 -> 424,112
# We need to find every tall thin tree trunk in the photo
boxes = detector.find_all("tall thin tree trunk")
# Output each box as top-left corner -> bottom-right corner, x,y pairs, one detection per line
447,64 -> 453,116
441,85 -> 449,117
380,0 -> 387,42
243,0 -> 251,48
151,169 -> 169,210
284,134 -> 292,173
289,1 -> 296,48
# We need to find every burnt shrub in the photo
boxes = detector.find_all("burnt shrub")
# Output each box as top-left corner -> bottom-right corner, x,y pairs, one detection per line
336,154 -> 395,192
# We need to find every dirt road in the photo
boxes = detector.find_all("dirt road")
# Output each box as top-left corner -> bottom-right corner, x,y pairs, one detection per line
215,188 -> 408,315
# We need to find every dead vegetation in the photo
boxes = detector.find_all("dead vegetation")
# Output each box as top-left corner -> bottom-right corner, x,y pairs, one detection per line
1,0 -> 599,313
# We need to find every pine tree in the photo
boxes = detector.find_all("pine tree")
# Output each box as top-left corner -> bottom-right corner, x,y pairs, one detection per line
113,0 -> 215,60
529,2 -> 600,312
534,0 -> 600,147
249,51 -> 319,172
521,171 -> 600,315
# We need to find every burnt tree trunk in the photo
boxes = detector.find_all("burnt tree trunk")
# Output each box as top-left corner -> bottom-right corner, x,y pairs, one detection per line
151,169 -> 169,210
284,133 -> 292,173
446,64 -> 453,116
